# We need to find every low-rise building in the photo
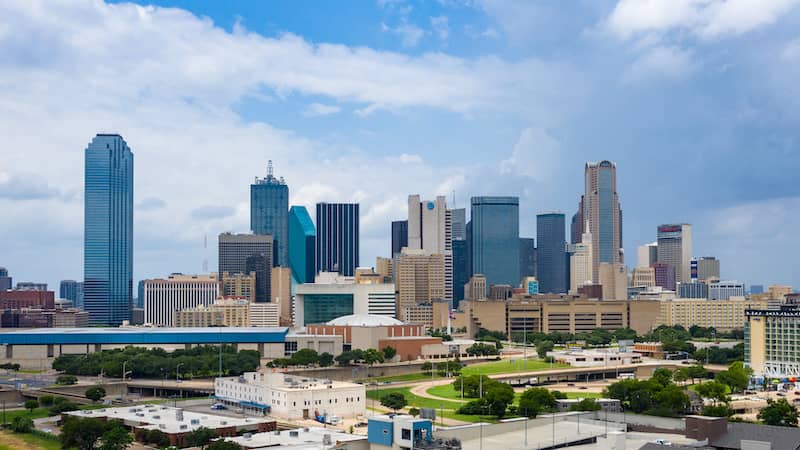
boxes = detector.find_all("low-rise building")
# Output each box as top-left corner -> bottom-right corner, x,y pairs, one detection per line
555,398 -> 621,412
658,297 -> 769,331
709,281 -> 745,301
633,342 -> 664,359
66,404 -> 276,447
368,415 -> 438,450
546,349 -> 641,367
306,314 -> 425,352
215,372 -> 366,419
225,426 -> 368,450
174,298 -> 250,327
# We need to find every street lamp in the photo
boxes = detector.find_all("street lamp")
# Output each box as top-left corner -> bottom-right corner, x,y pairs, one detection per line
176,363 -> 184,384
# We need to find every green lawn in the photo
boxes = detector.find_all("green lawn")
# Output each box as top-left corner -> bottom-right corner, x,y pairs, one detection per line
0,431 -> 60,450
461,358 -> 567,376
427,383 -> 468,401
688,382 -> 731,395
363,372 -> 440,383
563,391 -> 602,399
366,387 -> 494,423
0,403 -> 107,426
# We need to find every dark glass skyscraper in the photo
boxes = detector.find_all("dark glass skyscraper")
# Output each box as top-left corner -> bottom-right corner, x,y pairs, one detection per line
391,220 -> 408,256
0,267 -> 11,291
288,206 -> 316,284
537,213 -> 567,294
59,280 -> 79,303
452,239 -> 469,305
470,196 -> 519,289
519,238 -> 536,281
84,134 -> 133,326
246,253 -> 272,303
250,161 -> 289,267
316,203 -> 359,276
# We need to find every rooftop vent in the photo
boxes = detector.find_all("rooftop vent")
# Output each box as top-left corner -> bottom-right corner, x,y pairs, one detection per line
289,431 -> 299,437
323,434 -> 332,445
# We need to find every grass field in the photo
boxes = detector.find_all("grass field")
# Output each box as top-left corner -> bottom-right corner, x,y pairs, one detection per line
0,431 -> 60,450
0,403 -> 107,426
461,358 -> 567,376
563,391 -> 602,399
366,387 -> 491,423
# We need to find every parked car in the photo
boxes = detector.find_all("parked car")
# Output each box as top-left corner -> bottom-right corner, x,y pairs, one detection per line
777,392 -> 786,397
651,439 -> 672,446
210,403 -> 227,410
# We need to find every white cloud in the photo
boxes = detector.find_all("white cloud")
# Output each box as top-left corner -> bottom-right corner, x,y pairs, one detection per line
303,102 -> 342,117
382,22 -> 426,47
605,0 -> 800,39
622,46 -> 696,83
782,38 -> 800,61
430,16 -> 450,41
499,128 -> 560,180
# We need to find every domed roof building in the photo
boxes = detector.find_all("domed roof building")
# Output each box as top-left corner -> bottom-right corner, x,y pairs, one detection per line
326,314 -> 403,327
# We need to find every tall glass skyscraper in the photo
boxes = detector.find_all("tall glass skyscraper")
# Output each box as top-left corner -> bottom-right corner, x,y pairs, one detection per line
250,161 -> 289,267
391,220 -> 408,256
519,238 -> 537,280
288,206 -> 316,284
575,161 -> 622,282
59,280 -> 79,303
84,134 -> 133,326
537,213 -> 567,293
470,196 -> 519,289
452,239 -> 469,305
316,203 -> 359,277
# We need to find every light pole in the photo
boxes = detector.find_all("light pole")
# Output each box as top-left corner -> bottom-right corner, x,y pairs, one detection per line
176,363 -> 184,384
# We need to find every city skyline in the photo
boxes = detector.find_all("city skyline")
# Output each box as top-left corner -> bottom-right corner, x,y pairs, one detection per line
2,1 -> 800,289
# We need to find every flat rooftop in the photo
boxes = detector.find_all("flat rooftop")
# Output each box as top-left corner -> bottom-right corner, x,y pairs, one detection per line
0,327 -> 289,345
225,427 -> 365,449
66,404 -> 273,434
228,373 -> 364,392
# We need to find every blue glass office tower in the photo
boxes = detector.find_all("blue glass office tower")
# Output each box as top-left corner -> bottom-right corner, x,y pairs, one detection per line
391,220 -> 408,256
452,239 -> 469,305
577,161 -> 622,282
316,203 -> 359,277
288,206 -> 316,284
470,196 -> 519,289
59,280 -> 79,303
537,213 -> 567,294
251,161 -> 289,267
519,238 -> 537,280
84,134 -> 133,326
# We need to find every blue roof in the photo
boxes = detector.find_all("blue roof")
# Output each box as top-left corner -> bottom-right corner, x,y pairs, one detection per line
0,327 -> 289,345
289,206 -> 315,236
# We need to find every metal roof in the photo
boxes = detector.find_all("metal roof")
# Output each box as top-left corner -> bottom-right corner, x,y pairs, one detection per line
0,327 -> 289,345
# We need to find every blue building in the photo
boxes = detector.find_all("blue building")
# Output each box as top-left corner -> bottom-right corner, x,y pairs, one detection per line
0,267 -> 11,291
316,203 -> 359,277
368,415 -> 434,449
250,161 -> 289,267
470,196 -> 519,289
537,213 -> 567,294
391,220 -> 407,256
288,206 -> 315,284
452,239 -> 469,305
84,134 -> 133,326
679,282 -> 709,299
59,280 -> 79,303
519,237 -> 536,280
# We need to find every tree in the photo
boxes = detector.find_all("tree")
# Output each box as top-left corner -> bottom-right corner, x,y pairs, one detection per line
207,441 -> 243,450
49,400 -> 80,414
98,424 -> 133,450
362,349 -> 385,365
652,385 -> 690,415
536,340 -> 554,359
613,328 -> 637,341
85,386 -> 107,403
56,374 -> 78,385
380,392 -> 408,412
11,416 -> 33,433
466,343 -> 499,356
24,399 -> 38,412
408,407 -> 420,417
518,388 -> 557,416
335,351 -> 356,366
184,427 -> 218,449
382,346 -> 397,360
207,441 -> 244,450
290,348 -> 319,366
651,368 -> 673,387
759,398 -> 799,427
569,398 -> 602,412
318,352 -> 334,367
715,361 -> 751,394
60,417 -> 112,450
695,381 -> 729,406
144,429 -> 170,448
484,383 -> 514,418
39,395 -> 54,406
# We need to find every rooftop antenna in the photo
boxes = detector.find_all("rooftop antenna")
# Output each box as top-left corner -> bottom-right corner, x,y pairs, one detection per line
267,160 -> 274,178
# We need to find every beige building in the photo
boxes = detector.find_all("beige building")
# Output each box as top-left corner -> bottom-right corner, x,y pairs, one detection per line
570,223 -> 593,293
746,305 -> 800,378
143,274 -> 220,327
270,267 -> 291,326
354,267 -> 382,285
174,298 -> 250,327
599,262 -> 627,300
395,250 -> 445,322
464,274 -> 487,301
631,267 -> 656,288
657,297 -> 770,331
249,302 -> 281,327
220,272 -> 256,303
375,257 -> 393,283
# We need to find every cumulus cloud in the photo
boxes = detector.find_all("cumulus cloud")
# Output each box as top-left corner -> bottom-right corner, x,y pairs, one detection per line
190,205 -> 236,219
605,0 -> 800,39
0,172 -> 64,201
303,103 -> 342,117
499,128 -> 560,180
136,197 -> 167,211
382,22 -> 426,47
622,46 -> 696,83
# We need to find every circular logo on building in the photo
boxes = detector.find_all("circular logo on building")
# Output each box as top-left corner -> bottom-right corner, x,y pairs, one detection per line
427,201 -> 435,210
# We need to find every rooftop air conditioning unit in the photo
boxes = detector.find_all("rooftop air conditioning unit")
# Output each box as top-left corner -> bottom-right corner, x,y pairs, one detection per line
323,434 -> 332,445
190,419 -> 200,425
152,415 -> 160,419
180,425 -> 187,430
289,431 -> 299,437
243,433 -> 252,440
303,428 -> 309,432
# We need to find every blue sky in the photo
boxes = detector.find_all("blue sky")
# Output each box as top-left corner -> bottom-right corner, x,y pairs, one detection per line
1,0 -> 800,291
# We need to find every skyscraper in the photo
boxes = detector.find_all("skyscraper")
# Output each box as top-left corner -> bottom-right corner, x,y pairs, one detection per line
653,262 -> 676,291
407,195 -> 453,301
637,242 -> 658,269
570,223 -> 592,293
450,208 -> 466,241
250,161 -> 288,267
396,249 -> 445,322
84,133 -> 133,326
59,280 -> 79,303
288,206 -> 316,284
315,203 -> 359,276
391,220 -> 408,256
452,239 -> 469,305
246,253 -> 273,303
0,267 -> 11,291
470,196 -> 519,289
537,213 -> 567,294
519,238 -> 536,281
657,224 -> 692,284
218,233 -> 274,276
576,161 -> 622,282
696,256 -> 721,282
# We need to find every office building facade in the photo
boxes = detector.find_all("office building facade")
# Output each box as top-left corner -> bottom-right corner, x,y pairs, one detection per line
653,263 -> 676,291
407,195 -> 452,301
636,243 -> 658,269
0,268 -> 11,291
569,223 -> 592,293
59,280 -> 79,303
143,274 -> 219,327
450,208 -> 466,241
537,213 -> 567,294
245,252 -> 272,303
696,256 -> 721,282
746,304 -> 800,378
631,267 -> 656,288
84,133 -> 134,326
293,272 -> 395,326
575,161 -> 623,282
452,239 -> 469,305
220,272 -> 256,303
395,250 -> 446,323
709,281 -> 746,300
218,233 -> 273,276
391,220 -> 408,256
250,161 -> 288,267
679,282 -> 709,299
599,262 -> 627,300
470,196 -> 519,289
288,206 -> 315,284
657,224 -> 692,283
519,238 -> 536,281
316,203 -> 359,277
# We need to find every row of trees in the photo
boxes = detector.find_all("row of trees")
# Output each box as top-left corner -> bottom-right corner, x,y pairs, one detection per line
266,349 -> 334,368
52,345 -> 260,378
511,328 -> 638,347
604,368 -> 691,416
421,360 -> 462,376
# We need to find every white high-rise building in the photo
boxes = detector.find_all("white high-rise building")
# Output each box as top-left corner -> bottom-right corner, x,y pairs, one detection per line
143,274 -> 219,327
407,195 -> 452,302
636,242 -> 657,269
570,223 -> 593,293
657,224 -> 692,283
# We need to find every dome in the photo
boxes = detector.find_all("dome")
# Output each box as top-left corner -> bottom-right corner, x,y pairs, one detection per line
326,314 -> 404,327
